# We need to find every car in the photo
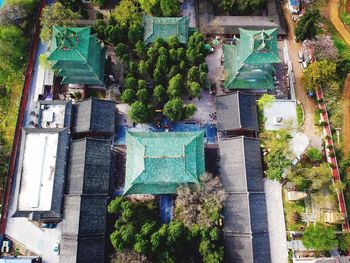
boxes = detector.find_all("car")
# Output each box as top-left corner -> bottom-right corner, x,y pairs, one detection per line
41,223 -> 56,228
297,52 -> 304,63
53,241 -> 60,255
307,89 -> 314,98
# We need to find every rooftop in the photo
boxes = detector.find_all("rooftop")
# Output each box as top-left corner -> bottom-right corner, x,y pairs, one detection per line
216,92 -> 258,131
124,131 -> 205,195
263,100 -> 298,130
143,15 -> 190,44
15,128 -> 69,220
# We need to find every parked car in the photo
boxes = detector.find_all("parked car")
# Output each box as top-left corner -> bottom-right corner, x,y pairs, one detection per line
41,223 -> 56,228
53,241 -> 60,255
297,52 -> 304,63
307,89 -> 314,98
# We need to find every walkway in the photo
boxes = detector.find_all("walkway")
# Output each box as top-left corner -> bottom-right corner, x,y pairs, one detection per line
282,1 -> 317,138
316,88 -> 349,231
329,0 -> 350,45
343,74 -> 350,157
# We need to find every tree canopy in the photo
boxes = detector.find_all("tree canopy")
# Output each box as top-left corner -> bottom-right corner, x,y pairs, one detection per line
220,0 -> 265,14
302,224 -> 337,251
303,60 -> 336,89
295,10 -> 320,42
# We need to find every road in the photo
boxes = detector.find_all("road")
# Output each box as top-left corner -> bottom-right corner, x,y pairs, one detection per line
343,74 -> 350,157
329,0 -> 350,45
281,2 -> 317,137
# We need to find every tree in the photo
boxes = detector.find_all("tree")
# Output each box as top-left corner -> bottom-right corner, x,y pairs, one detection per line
175,173 -> 225,227
40,2 -> 82,42
188,81 -> 201,98
302,224 -> 337,251
128,25 -> 144,46
160,0 -> 179,16
154,84 -> 166,103
135,40 -> 147,59
124,76 -> 138,90
307,163 -> 333,191
0,0 -> 37,32
188,66 -> 200,82
167,36 -> 180,49
220,0 -> 265,14
183,104 -> 197,119
121,89 -> 136,104
128,62 -> 139,78
129,101 -> 154,123
136,88 -> 148,102
303,60 -> 336,89
138,0 -> 160,16
112,0 -> 142,29
306,147 -> 322,162
257,94 -> 274,110
138,60 -> 148,77
138,79 -> 147,90
311,35 -> 338,61
295,10 -> 320,42
167,74 -> 183,98
115,43 -> 129,58
163,98 -> 184,121
92,0 -> 107,6
0,26 -> 27,75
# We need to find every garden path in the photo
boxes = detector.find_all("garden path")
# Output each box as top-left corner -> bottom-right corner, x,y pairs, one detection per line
329,0 -> 350,45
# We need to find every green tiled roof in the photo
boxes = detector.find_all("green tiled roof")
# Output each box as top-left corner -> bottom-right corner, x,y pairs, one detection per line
124,131 -> 205,195
224,28 -> 280,90
143,15 -> 190,44
48,26 -> 105,85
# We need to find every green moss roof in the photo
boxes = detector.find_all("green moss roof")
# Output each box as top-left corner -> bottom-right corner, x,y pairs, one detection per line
143,15 -> 189,44
48,26 -> 105,85
124,131 -> 205,195
224,28 -> 280,90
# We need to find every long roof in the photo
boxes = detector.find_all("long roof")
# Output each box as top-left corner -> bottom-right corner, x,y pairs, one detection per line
219,136 -> 271,263
124,131 -> 205,195
72,98 -> 115,134
143,15 -> 190,44
216,92 -> 258,131
224,28 -> 280,90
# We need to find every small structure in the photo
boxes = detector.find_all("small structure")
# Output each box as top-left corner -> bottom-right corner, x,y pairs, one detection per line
47,26 -> 106,85
71,97 -> 116,136
263,100 -> 298,131
219,136 -> 271,263
13,128 -> 70,222
216,92 -> 258,137
143,15 -> 190,44
223,28 -> 281,91
60,138 -> 112,263
124,131 -> 205,195
288,0 -> 300,14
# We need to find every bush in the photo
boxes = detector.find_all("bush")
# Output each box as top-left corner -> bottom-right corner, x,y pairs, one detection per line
302,224 -> 337,251
306,147 -> 322,162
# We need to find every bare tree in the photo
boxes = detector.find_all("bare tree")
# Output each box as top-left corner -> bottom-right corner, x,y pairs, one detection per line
175,173 -> 225,227
311,35 -> 339,61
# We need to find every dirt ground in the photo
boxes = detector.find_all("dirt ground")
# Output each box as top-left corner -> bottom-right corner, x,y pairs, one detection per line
281,2 -> 317,137
329,0 -> 350,45
343,74 -> 350,157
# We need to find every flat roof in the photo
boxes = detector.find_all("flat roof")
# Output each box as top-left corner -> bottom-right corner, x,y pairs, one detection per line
18,132 -> 59,211
263,100 -> 298,131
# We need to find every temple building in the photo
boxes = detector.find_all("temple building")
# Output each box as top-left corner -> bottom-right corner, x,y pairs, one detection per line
48,26 -> 105,85
143,15 -> 190,44
123,131 -> 205,195
223,28 -> 281,91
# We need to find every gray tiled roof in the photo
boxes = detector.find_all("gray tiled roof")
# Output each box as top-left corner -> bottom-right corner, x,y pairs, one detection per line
219,136 -> 271,263
60,138 -> 111,263
219,137 -> 264,192
216,92 -> 258,132
72,98 -> 115,134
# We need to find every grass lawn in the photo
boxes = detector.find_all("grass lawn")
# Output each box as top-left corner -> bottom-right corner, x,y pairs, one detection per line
296,103 -> 304,127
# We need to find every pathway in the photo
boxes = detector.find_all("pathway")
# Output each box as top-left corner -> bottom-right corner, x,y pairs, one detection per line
329,0 -> 350,45
343,74 -> 350,157
316,88 -> 349,231
282,1 -> 317,138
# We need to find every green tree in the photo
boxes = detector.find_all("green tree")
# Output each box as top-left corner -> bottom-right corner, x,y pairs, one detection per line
160,0 -> 179,16
183,104 -> 197,119
167,74 -> 183,98
136,88 -> 148,102
40,2 -> 81,42
220,0 -> 265,14
104,25 -> 126,45
167,36 -> 180,49
128,25 -> 144,46
163,98 -> 184,121
257,93 -> 274,110
138,79 -> 147,90
154,84 -> 166,103
129,101 -> 154,123
121,89 -> 136,104
295,10 -> 320,42
135,40 -> 147,59
306,147 -> 322,163
115,43 -> 129,58
138,0 -> 160,15
128,62 -> 139,78
188,66 -> 200,82
302,224 -> 337,251
112,0 -> 142,29
188,81 -> 201,98
307,163 -> 332,191
303,60 -> 336,89
92,0 -> 107,6
138,60 -> 148,77
124,76 -> 138,90
0,26 -> 27,76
